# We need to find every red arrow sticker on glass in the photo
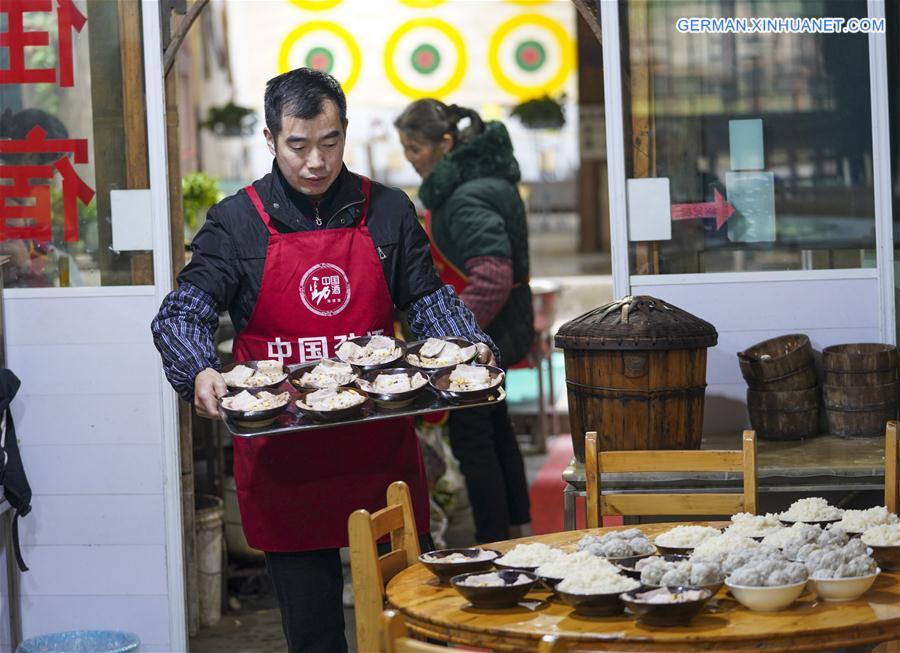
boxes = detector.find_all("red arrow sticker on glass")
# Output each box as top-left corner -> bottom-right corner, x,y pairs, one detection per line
671,189 -> 736,230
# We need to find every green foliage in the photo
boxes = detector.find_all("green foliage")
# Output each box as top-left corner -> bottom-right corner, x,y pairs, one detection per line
182,172 -> 221,230
201,101 -> 258,136
510,95 -> 566,130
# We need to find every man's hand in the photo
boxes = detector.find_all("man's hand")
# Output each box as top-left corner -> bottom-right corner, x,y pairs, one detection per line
475,343 -> 497,367
194,367 -> 227,420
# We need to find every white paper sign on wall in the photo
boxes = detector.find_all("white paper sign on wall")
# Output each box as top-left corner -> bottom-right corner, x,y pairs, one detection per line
627,177 -> 672,242
110,189 -> 154,251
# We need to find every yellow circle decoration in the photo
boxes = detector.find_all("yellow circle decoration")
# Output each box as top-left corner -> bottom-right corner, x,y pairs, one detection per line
278,21 -> 362,94
399,0 -> 446,6
488,13 -> 574,100
289,0 -> 343,10
384,18 -> 467,100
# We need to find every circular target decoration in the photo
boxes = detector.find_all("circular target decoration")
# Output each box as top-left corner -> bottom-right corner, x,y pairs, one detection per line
289,0 -> 343,10
489,13 -> 575,100
385,18 -> 466,100
279,21 -> 362,94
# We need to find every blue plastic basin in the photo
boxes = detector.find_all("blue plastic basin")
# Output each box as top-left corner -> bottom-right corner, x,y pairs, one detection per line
17,631 -> 140,653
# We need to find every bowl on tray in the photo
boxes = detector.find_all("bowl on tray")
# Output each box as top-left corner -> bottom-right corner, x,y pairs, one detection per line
429,364 -> 504,404
218,388 -> 291,428
335,335 -> 406,371
807,570 -> 880,602
294,387 -> 371,422
724,578 -> 807,612
220,360 -> 288,390
619,586 -> 714,626
405,337 -> 478,371
288,360 -> 360,390
418,549 -> 500,584
355,367 -> 431,409
450,570 -> 538,609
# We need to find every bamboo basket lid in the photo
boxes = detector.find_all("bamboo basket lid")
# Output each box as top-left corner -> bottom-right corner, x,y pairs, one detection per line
554,295 -> 718,351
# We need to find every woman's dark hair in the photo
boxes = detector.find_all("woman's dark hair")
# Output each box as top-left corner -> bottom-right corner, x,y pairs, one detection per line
264,67 -> 347,138
394,99 -> 484,148
0,108 -> 69,165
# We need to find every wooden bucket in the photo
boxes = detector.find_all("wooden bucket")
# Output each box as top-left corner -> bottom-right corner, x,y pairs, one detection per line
823,381 -> 899,438
563,348 -> 707,460
738,334 -> 816,390
823,343 -> 897,386
746,387 -> 819,441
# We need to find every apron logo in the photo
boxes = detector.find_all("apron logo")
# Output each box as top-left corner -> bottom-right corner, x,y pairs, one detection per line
299,263 -> 351,317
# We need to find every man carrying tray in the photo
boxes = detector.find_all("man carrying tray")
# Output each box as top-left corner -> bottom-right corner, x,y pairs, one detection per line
151,68 -> 497,653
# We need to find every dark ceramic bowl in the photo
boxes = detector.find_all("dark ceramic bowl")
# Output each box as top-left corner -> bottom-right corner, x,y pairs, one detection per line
450,570 -> 538,609
405,337 -> 477,371
557,584 -> 639,617
418,549 -> 501,584
492,559 -> 539,573
288,360 -> 359,390
867,543 -> 900,572
294,387 -> 371,422
653,544 -> 696,556
355,367 -> 431,409
616,554 -> 688,581
778,517 -> 843,529
220,360 -> 288,390
429,365 -> 504,404
219,388 -> 291,428
620,586 -> 713,626
335,336 -> 406,371
537,574 -> 564,592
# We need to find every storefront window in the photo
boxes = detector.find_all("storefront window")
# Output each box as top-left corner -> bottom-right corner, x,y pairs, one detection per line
0,0 -> 152,287
624,0 -> 876,275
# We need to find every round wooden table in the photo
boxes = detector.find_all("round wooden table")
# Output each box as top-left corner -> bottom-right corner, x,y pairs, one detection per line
386,523 -> 900,652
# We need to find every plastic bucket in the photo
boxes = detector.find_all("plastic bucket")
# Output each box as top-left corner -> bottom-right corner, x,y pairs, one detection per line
196,495 -> 225,627
223,476 -> 263,559
17,630 -> 140,653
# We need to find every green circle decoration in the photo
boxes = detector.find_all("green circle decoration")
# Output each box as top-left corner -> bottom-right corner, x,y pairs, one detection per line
305,46 -> 335,73
411,43 -> 441,75
515,39 -> 546,72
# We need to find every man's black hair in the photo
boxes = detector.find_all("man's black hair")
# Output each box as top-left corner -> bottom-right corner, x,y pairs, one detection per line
264,67 -> 347,138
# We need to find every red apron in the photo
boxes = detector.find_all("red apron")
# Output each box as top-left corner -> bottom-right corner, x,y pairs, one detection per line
232,179 -> 430,552
424,209 -> 468,294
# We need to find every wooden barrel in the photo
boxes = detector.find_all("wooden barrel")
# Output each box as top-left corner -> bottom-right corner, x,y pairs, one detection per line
746,387 -> 819,441
563,348 -> 707,459
823,381 -> 899,438
823,343 -> 897,386
738,334 -> 817,391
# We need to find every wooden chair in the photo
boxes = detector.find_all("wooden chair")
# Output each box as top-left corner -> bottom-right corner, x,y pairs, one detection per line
886,420 -> 898,513
349,481 -> 421,653
585,430 -> 758,527
382,610 -> 566,652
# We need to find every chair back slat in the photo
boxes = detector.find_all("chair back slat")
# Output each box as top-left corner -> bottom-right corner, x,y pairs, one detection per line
599,450 -> 744,473
586,430 -> 758,525
371,504 -> 404,539
349,481 -> 420,653
603,493 -> 746,517
382,610 -> 454,653
886,421 -> 898,513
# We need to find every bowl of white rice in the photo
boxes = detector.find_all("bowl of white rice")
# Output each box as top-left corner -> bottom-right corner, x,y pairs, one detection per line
494,542 -> 565,572
778,497 -> 843,527
653,526 -> 722,555
725,513 -> 784,540
555,567 -> 641,617
861,523 -> 900,571
535,551 -> 618,590
836,507 -> 899,535
450,570 -> 538,608
418,548 -> 500,583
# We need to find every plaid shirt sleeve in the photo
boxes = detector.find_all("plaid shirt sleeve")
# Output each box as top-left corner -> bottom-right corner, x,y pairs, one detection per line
406,284 -> 501,365
151,282 -> 220,402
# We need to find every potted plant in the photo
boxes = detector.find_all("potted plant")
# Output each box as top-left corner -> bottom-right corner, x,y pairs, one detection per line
510,95 -> 566,130
182,171 -> 220,242
201,101 -> 258,137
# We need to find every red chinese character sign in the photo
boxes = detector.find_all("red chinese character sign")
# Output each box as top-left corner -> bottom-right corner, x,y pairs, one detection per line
0,0 -> 87,86
0,0 -> 94,243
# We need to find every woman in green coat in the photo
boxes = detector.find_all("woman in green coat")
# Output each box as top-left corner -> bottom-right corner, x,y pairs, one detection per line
395,99 -> 532,542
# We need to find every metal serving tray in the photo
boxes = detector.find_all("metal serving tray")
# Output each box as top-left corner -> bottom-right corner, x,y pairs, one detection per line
222,383 -> 505,438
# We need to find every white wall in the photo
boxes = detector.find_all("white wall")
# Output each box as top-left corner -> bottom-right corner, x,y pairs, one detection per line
631,271 -> 881,433
6,288 -> 178,652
